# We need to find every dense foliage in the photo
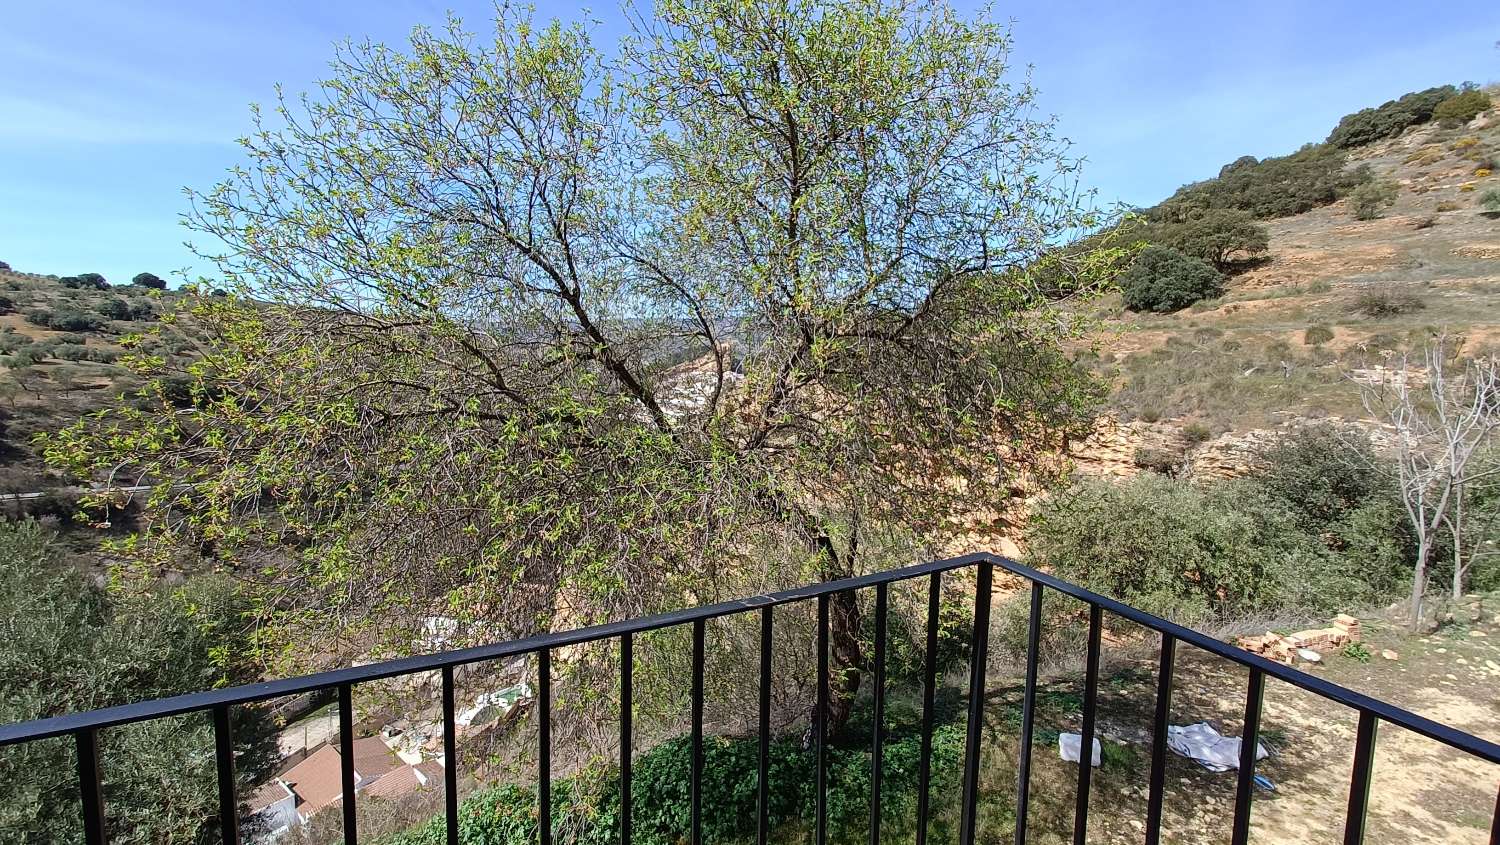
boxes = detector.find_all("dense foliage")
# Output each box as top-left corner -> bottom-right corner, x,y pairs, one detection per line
1120,245 -> 1224,313
1027,426 -> 1413,622
1143,208 -> 1268,271
1326,85 -> 1457,149
0,520 -> 274,845
1433,88 -> 1492,127
386,720 -> 963,845
1158,145 -> 1370,220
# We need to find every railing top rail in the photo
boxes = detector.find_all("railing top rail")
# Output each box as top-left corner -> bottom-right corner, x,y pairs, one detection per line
2,551 -> 1496,767
0,553 -> 990,746
995,556 -> 1500,765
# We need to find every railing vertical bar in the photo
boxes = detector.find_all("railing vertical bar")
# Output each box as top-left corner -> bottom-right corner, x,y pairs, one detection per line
1491,784 -> 1499,845
758,607 -> 773,845
539,649 -> 552,845
915,572 -> 940,845
1144,633 -> 1176,845
1013,581 -> 1043,845
959,562 -> 993,845
213,704 -> 240,845
816,593 -> 830,845
1341,710 -> 1378,845
1071,604 -> 1103,845
338,683 -> 357,845
691,618 -> 705,845
441,666 -> 459,845
1230,667 -> 1265,845
621,633 -> 633,845
76,728 -> 106,845
870,582 -> 889,845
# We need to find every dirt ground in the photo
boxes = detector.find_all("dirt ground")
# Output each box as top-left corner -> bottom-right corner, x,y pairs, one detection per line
969,595 -> 1500,845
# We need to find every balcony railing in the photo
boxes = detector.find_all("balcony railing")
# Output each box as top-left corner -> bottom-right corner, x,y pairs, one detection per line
2,552 -> 1498,845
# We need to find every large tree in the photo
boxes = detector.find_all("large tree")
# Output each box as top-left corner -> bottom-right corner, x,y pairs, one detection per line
50,1 -> 1117,729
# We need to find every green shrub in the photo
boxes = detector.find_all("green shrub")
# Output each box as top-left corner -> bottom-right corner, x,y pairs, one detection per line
1481,189 -> 1500,214
1304,324 -> 1335,345
1348,179 -> 1399,220
1147,208 -> 1269,270
1432,88 -> 1491,127
96,298 -> 132,321
131,271 -> 167,290
0,521 -> 277,843
385,722 -> 965,845
1026,475 -> 1307,620
1161,145 -> 1369,219
1182,421 -> 1212,445
1351,286 -> 1425,318
1326,85 -> 1457,148
1121,245 -> 1224,313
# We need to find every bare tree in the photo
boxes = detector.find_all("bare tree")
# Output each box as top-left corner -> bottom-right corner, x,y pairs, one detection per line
1357,337 -> 1500,626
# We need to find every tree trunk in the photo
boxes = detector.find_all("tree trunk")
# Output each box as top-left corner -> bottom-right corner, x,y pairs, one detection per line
1410,537 -> 1430,631
814,535 -> 863,740
826,587 -> 863,735
1450,507 -> 1465,599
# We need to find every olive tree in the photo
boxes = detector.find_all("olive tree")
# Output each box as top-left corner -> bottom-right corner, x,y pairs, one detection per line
49,1 -> 1117,732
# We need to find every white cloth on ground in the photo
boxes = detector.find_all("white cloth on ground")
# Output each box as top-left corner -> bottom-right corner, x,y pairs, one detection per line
1166,722 -> 1268,772
1058,732 -> 1102,767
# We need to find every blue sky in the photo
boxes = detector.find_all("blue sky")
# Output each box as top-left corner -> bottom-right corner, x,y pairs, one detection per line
2,1 -> 1496,285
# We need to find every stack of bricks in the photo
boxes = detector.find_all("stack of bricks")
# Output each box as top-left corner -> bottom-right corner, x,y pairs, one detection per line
1287,614 -> 1361,651
1236,615 -> 1361,664
1235,632 -> 1296,664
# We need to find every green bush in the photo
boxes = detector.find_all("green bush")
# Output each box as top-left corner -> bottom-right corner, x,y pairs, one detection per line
1147,208 -> 1269,270
1304,324 -> 1334,345
131,272 -> 167,290
1348,179 -> 1399,220
1432,88 -> 1491,127
1327,85 -> 1457,148
385,722 -> 964,845
1026,429 -> 1415,625
24,307 -> 106,333
1120,245 -> 1224,313
1481,189 -> 1500,214
0,520 -> 276,844
1161,145 -> 1369,219
1028,475 -> 1311,620
96,298 -> 132,321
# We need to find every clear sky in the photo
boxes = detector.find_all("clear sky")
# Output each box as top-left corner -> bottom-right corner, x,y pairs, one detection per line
3,1 -> 1497,286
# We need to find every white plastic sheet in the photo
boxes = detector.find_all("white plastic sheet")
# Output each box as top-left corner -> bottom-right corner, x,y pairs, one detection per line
1166,722 -> 1268,772
1058,732 -> 1102,767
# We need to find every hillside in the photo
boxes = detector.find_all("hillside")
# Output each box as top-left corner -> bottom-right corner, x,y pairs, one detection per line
1066,85 -> 1500,483
0,267 -> 205,544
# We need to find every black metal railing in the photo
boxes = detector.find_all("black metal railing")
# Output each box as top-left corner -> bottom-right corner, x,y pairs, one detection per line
2,552 -> 1498,845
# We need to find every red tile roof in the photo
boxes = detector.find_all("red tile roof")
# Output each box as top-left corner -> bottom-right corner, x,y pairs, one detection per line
280,745 -> 344,817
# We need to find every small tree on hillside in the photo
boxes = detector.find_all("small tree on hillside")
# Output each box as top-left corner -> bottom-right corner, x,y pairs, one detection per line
1348,179 -> 1399,220
1432,87 -> 1492,127
1151,208 -> 1269,270
1356,339 -> 1500,625
131,272 -> 167,290
1121,245 -> 1224,312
